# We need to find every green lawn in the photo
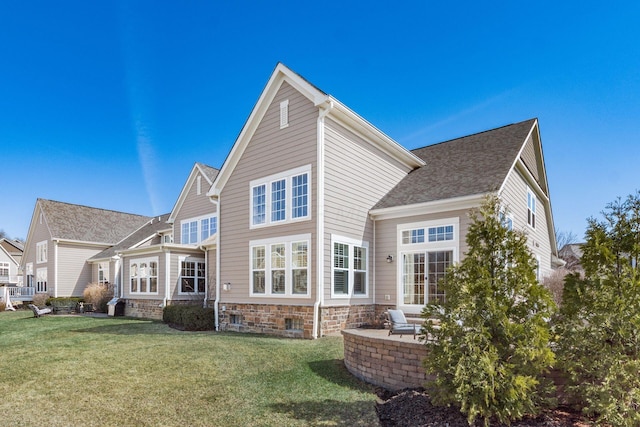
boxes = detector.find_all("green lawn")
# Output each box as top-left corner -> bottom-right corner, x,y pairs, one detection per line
0,310 -> 379,427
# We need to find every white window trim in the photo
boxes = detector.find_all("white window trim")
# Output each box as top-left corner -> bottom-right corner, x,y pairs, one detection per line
249,234 -> 311,298
249,165 -> 311,229
179,213 -> 218,245
178,256 -> 206,295
397,218 -> 460,314
330,234 -> 370,299
527,187 -> 537,230
129,257 -> 159,295
36,240 -> 47,264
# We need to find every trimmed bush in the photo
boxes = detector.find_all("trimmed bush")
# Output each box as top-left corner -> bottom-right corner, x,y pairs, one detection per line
31,293 -> 49,307
0,301 -> 5,311
83,282 -> 113,313
163,305 -> 214,331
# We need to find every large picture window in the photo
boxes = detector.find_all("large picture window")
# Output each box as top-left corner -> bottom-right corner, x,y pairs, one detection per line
250,165 -> 311,228
331,235 -> 368,298
129,258 -> 159,294
250,234 -> 310,297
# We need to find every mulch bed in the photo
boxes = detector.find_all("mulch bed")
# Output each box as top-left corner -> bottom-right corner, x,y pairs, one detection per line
376,388 -> 593,426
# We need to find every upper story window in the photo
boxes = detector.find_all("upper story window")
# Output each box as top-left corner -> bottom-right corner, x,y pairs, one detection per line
36,241 -> 47,264
130,258 -> 158,294
527,187 -> 537,229
250,165 -> 311,228
331,235 -> 368,298
180,214 -> 217,244
0,262 -> 9,277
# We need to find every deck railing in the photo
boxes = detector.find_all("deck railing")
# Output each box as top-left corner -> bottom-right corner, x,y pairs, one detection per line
2,286 -> 35,300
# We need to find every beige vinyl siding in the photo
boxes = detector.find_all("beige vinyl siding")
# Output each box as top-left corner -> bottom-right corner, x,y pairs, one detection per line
500,168 -> 553,278
373,209 -> 473,306
174,172 -> 218,244
57,244 -> 107,297
323,118 -> 413,305
206,248 -> 217,301
219,81 -> 318,305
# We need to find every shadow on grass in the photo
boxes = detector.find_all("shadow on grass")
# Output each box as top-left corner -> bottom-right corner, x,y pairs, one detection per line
269,399 -> 377,426
70,320 -> 185,335
309,359 -> 374,391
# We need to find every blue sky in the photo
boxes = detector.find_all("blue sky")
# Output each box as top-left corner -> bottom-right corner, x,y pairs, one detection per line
1,1 -> 639,241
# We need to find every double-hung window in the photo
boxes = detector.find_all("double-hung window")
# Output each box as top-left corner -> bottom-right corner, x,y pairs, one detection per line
36,268 -> 47,293
527,188 -> 537,229
180,214 -> 218,244
331,235 -> 368,298
179,258 -> 205,294
250,234 -> 310,297
98,262 -> 109,284
36,241 -> 47,264
0,262 -> 9,278
250,165 -> 311,228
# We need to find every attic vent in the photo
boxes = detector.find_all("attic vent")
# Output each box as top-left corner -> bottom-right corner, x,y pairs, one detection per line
280,99 -> 289,129
197,176 -> 202,195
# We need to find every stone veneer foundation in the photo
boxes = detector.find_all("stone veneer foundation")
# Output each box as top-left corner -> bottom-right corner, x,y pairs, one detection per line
219,303 -> 382,338
123,299 -> 207,320
342,328 -> 432,391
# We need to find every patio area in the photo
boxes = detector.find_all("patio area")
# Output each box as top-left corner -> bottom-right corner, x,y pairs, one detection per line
341,328 -> 433,391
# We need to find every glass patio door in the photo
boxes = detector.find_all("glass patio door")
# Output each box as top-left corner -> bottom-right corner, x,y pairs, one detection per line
402,251 -> 452,306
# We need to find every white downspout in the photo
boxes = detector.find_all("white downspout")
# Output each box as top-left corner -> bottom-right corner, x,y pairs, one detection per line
163,250 -> 170,307
314,100 -> 334,339
215,194 -> 221,330
53,239 -> 59,298
113,255 -> 121,298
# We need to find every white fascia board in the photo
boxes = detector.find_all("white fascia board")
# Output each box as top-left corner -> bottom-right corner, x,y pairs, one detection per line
52,238 -> 112,248
116,244 -> 166,257
326,99 -> 425,169
369,193 -> 487,221
209,63 -> 327,197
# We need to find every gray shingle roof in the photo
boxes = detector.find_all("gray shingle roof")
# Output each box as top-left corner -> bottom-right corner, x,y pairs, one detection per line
373,119 -> 536,210
39,199 -> 152,244
89,213 -> 171,260
196,163 -> 220,183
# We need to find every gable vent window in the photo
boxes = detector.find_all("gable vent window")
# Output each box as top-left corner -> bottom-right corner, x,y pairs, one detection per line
280,99 -> 289,129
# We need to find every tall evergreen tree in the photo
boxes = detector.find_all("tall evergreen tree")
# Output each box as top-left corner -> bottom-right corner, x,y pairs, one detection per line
556,191 -> 640,426
423,195 -> 556,426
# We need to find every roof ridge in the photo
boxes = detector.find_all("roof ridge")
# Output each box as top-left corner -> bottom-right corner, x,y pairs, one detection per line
410,118 -> 537,152
38,198 -> 150,218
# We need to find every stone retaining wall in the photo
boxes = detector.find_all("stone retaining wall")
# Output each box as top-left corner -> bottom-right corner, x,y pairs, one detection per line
342,329 -> 432,391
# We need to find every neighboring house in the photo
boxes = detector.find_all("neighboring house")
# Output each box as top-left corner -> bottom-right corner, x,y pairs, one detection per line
205,63 -> 561,338
558,243 -> 584,273
21,199 -> 151,298
88,162 -> 220,318
0,238 -> 23,286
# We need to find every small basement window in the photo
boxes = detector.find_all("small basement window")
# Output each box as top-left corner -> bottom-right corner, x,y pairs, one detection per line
230,314 -> 241,325
285,318 -> 303,331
